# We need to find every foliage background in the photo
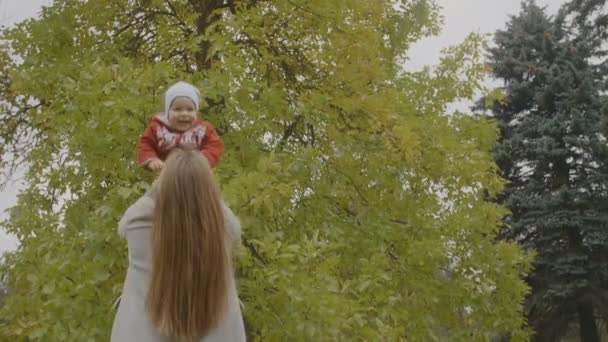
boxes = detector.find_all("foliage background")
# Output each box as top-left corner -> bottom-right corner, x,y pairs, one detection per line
0,0 -> 531,340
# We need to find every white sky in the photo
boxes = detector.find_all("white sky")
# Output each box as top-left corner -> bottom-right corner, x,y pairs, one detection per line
0,0 -> 568,255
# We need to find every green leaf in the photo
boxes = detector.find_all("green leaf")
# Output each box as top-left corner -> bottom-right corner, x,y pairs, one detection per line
42,282 -> 55,295
117,187 -> 132,200
26,274 -> 37,284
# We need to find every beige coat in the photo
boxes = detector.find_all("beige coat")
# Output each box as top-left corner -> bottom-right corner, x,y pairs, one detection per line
111,190 -> 246,341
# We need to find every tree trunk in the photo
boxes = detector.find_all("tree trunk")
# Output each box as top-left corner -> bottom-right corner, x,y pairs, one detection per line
188,0 -> 229,71
578,299 -> 600,342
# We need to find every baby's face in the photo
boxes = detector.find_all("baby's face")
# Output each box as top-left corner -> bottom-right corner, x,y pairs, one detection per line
168,97 -> 197,131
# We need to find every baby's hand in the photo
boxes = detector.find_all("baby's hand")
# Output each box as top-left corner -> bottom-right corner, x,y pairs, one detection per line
147,159 -> 164,172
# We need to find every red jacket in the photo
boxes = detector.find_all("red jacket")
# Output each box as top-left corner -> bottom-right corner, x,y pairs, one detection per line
137,115 -> 224,168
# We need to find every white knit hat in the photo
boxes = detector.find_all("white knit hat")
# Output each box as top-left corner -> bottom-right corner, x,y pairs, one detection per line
162,81 -> 200,120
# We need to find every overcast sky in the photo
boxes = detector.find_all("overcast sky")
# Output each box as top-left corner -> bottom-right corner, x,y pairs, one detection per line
0,0 -> 568,255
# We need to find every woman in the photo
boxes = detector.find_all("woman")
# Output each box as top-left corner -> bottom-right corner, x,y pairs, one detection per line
111,149 -> 246,341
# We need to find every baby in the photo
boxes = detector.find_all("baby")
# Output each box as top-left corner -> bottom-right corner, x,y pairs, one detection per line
137,81 -> 224,171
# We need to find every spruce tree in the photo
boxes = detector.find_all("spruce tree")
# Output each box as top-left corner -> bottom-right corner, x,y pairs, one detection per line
485,1 -> 608,341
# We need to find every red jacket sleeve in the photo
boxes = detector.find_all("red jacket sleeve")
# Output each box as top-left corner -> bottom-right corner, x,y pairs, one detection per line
137,120 -> 160,166
200,121 -> 224,168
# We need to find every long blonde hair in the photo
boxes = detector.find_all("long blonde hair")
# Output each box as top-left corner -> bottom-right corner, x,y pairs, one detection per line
147,149 -> 231,340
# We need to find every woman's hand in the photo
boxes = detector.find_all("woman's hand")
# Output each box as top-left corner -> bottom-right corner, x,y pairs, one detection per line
147,158 -> 165,172
178,141 -> 197,150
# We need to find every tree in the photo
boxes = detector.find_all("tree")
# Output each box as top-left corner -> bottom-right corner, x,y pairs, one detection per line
559,0 -> 607,45
0,0 -> 530,340
483,1 -> 608,341
557,0 -> 608,139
